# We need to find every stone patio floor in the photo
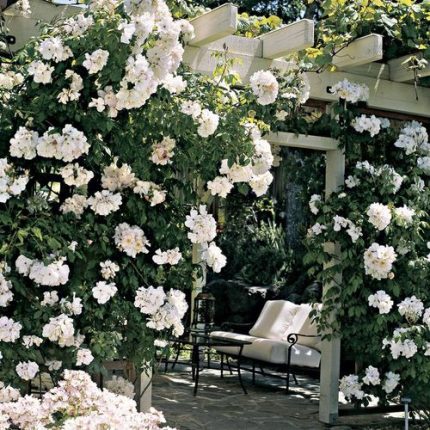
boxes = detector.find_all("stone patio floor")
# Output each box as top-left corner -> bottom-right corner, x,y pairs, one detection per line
152,363 -> 406,430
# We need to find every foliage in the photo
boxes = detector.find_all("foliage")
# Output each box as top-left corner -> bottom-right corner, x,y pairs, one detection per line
190,0 -> 305,23
0,0 -> 309,395
207,278 -> 266,325
216,196 -> 292,286
236,12 -> 283,38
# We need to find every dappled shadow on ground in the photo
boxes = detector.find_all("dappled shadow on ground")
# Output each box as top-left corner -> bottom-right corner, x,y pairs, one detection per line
152,363 -> 410,430
152,363 -> 324,430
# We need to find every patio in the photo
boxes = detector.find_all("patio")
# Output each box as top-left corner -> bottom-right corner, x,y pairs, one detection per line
152,364 -> 405,430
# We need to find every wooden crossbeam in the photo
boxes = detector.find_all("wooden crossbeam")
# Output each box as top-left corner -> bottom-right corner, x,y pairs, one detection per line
307,70 -> 430,118
343,63 -> 390,80
189,3 -> 238,47
183,44 -> 290,81
183,43 -> 430,118
207,35 -> 263,58
266,132 -> 338,152
388,53 -> 430,82
258,19 -> 314,59
333,34 -> 383,69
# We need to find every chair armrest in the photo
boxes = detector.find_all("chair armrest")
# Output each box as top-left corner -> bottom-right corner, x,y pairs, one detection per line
220,322 -> 253,334
286,333 -> 320,346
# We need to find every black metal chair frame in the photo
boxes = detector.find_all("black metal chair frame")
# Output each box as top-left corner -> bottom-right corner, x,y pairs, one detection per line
216,329 -> 321,393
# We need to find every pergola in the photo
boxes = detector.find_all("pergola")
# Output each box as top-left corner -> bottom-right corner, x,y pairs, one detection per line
4,1 -> 430,424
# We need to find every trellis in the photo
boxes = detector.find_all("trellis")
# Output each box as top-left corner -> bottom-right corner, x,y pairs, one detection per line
4,0 -> 430,424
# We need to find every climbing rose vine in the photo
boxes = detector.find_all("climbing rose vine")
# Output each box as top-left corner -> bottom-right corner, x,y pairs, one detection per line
305,79 -> 430,415
0,0 -> 308,399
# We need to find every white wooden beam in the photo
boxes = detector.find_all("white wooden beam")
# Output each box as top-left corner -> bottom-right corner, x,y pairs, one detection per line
343,63 -> 390,80
333,34 -> 383,69
208,35 -> 263,58
183,44 -> 290,82
388,53 -> 430,82
189,3 -> 238,47
307,70 -> 430,118
266,132 -> 338,152
259,19 -> 314,59
184,41 -> 430,118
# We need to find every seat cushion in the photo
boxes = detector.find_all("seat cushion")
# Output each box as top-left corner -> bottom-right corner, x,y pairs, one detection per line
248,300 -> 300,340
209,331 -> 258,356
211,332 -> 321,368
286,303 -> 321,351
288,343 -> 321,368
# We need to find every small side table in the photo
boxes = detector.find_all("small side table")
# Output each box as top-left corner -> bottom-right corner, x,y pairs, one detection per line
167,332 -> 252,396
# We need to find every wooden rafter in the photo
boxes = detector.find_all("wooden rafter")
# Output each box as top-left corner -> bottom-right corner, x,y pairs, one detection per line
258,19 -> 314,59
333,34 -> 383,69
188,3 -> 238,47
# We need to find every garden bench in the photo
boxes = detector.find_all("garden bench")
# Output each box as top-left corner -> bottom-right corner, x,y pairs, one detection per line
209,300 -> 321,392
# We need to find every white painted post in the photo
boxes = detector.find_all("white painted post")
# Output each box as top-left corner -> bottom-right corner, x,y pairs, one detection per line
137,368 -> 152,413
190,243 -> 206,323
319,148 -> 345,424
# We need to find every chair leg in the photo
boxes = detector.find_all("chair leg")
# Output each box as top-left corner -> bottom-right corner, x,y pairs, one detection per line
171,344 -> 181,370
293,373 -> 298,385
226,356 -> 233,375
285,363 -> 290,394
164,350 -> 169,373
220,353 -> 224,379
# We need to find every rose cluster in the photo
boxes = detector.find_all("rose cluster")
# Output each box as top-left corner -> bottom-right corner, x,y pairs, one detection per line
134,286 -> 188,338
0,370 -> 176,429
330,78 -> 369,103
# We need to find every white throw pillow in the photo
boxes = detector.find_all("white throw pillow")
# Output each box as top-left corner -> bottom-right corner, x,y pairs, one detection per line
286,303 -> 321,350
249,300 -> 300,340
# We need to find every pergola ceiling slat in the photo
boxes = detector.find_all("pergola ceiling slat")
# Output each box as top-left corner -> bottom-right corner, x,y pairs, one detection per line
332,34 -> 383,69
188,3 -> 238,47
258,19 -> 314,60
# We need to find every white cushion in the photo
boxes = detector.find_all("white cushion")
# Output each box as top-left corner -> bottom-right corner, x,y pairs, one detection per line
210,331 -> 257,343
286,303 -> 321,351
209,331 -> 258,356
288,343 -> 321,368
212,333 -> 320,368
248,300 -> 300,340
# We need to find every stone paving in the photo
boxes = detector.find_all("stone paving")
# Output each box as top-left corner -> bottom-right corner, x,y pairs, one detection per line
152,363 -> 405,430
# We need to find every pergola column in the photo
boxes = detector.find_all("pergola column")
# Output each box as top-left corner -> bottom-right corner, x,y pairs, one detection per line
190,243 -> 206,321
319,148 -> 345,424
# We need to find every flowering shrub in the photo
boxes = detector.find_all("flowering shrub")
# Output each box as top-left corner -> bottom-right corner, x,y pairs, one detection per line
0,370 -> 175,429
305,79 -> 430,414
0,0 -> 308,397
